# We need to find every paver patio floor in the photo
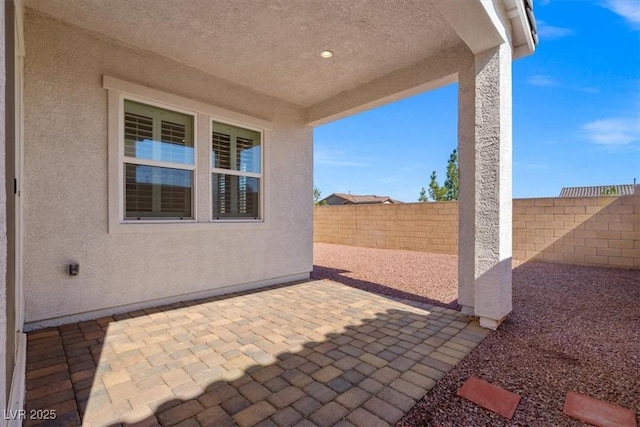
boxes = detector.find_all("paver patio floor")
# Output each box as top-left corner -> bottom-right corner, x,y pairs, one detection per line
25,280 -> 488,427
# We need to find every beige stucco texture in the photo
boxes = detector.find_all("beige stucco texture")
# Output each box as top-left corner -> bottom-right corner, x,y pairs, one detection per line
23,10 -> 313,326
25,0 -> 462,108
0,0 -> 7,407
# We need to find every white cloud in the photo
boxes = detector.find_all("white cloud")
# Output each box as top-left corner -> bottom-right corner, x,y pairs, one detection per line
316,158 -> 371,168
378,176 -> 399,184
583,117 -> 640,145
601,0 -> 640,29
315,147 -> 371,168
537,20 -> 575,39
514,161 -> 549,170
527,74 -> 560,87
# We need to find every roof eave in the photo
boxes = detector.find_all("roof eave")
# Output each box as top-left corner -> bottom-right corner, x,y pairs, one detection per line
505,0 -> 537,59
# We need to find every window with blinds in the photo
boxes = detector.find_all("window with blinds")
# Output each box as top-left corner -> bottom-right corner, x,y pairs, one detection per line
211,122 -> 261,219
123,100 -> 195,220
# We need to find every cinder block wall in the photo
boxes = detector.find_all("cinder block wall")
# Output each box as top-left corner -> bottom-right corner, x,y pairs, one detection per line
314,202 -> 458,254
512,196 -> 639,268
314,196 -> 640,269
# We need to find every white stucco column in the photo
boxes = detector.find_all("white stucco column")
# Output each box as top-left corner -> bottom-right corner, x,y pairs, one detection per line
458,43 -> 513,330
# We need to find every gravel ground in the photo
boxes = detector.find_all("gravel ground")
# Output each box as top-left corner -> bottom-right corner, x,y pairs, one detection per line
312,243 -> 460,310
312,243 -> 640,426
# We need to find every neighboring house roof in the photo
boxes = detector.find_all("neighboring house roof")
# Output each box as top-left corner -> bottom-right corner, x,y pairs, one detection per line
320,193 -> 403,205
559,185 -> 636,197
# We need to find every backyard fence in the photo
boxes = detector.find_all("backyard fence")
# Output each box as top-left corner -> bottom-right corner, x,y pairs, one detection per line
314,196 -> 640,269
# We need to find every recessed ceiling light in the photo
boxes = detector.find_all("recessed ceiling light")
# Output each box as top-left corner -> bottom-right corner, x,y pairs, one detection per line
320,50 -> 334,59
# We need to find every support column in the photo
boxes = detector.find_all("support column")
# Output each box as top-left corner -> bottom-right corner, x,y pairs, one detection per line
458,43 -> 513,329
457,51 -> 476,317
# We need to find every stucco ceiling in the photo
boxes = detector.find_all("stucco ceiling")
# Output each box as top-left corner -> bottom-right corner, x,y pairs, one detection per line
25,0 -> 464,108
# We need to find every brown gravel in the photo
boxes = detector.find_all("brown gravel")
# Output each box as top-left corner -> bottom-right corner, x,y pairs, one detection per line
312,243 -> 460,310
312,243 -> 640,426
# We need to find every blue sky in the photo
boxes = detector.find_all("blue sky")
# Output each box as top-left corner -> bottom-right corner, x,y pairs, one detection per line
313,0 -> 640,202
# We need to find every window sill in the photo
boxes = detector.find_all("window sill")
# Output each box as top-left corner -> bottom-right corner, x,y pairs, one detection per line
122,219 -> 197,224
211,219 -> 262,223
108,220 -> 268,234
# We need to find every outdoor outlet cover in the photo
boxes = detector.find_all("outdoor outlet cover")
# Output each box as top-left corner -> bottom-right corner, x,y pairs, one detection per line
68,262 -> 79,276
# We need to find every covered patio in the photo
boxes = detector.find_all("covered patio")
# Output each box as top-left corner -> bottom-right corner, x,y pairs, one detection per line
25,280 -> 487,426
3,0 -> 536,417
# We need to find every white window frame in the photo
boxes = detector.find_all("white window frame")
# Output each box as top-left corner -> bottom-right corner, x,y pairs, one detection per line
121,96 -> 198,223
104,76 -> 272,233
209,118 -> 264,222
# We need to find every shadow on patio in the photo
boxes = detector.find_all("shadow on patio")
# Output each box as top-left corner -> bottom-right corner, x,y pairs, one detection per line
311,266 -> 460,311
24,280 -> 487,427
312,243 -> 640,425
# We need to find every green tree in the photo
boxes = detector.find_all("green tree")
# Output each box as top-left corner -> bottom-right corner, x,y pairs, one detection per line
423,148 -> 459,202
600,186 -> 618,196
443,149 -> 459,200
313,187 -> 326,206
428,171 -> 447,201
418,187 -> 428,202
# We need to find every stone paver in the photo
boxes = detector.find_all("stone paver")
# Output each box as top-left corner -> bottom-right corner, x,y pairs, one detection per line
562,391 -> 637,427
233,401 -> 277,427
309,402 -> 349,427
347,408 -> 390,427
335,387 -> 371,410
457,376 -> 521,419
24,280 -> 488,426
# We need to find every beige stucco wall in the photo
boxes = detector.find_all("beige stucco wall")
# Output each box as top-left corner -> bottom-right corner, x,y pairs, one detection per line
314,196 -> 640,269
23,10 -> 313,325
0,0 -> 7,407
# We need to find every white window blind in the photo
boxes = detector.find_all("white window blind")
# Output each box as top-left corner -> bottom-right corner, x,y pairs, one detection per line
123,100 -> 195,220
211,122 -> 261,219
